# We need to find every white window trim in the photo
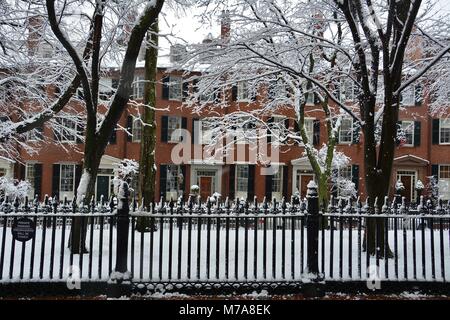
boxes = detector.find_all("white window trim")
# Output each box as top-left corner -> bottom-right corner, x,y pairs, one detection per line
168,76 -> 183,101
168,116 -> 183,143
57,117 -> 77,143
132,119 -> 142,143
59,164 -> 76,198
439,119 -> 450,145
270,116 -> 288,146
298,117 -> 315,146
338,118 -> 354,144
401,120 -> 415,147
237,81 -> 251,102
438,165 -> 450,201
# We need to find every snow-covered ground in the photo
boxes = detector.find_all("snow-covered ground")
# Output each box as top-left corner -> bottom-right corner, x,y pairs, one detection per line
1,224 -> 449,282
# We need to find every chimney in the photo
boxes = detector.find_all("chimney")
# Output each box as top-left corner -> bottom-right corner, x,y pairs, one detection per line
220,10 -> 230,43
27,15 -> 43,56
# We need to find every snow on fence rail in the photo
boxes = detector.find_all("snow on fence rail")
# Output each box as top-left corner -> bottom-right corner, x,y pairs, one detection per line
0,188 -> 450,285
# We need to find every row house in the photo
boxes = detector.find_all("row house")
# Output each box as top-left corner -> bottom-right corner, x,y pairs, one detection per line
5,64 -> 449,205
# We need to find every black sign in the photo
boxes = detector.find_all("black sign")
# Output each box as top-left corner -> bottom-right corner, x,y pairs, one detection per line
11,218 -> 35,242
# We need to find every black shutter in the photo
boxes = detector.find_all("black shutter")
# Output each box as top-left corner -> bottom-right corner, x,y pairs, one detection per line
231,85 -> 237,101
161,115 -> 168,142
294,120 -> 300,132
267,117 -> 274,143
414,121 -> 421,146
126,116 -> 133,142
162,76 -> 170,99
282,165 -> 289,200
432,119 -> 440,144
247,164 -> 255,201
159,165 -> 167,200
431,164 -> 439,180
351,164 -> 359,192
182,81 -> 189,100
415,84 -> 423,106
52,164 -> 60,200
250,86 -> 257,102
331,168 -> 338,197
180,165 -> 186,200
284,118 -> 290,130
34,163 -> 42,201
229,165 -> 236,199
18,163 -> 25,180
74,165 -> 82,198
180,117 -> 187,142
352,119 -> 360,144
313,120 -> 320,146
192,118 -> 199,144
313,92 -> 320,104
396,121 -> 402,146
265,173 -> 272,201
109,126 -> 117,144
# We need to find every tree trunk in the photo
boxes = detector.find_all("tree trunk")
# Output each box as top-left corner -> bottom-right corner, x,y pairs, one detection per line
136,21 -> 158,232
69,131 -> 104,254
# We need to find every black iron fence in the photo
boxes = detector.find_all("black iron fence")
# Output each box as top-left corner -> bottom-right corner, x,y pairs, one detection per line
0,184 -> 450,292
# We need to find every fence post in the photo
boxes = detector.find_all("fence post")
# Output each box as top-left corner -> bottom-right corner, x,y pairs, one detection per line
306,180 -> 319,276
108,181 -> 131,297
305,180 -> 324,296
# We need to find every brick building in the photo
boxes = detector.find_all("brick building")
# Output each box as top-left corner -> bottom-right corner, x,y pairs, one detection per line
2,17 -> 450,205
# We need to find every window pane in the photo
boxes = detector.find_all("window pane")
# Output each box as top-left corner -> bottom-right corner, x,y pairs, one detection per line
168,116 -> 182,142
339,118 -> 353,143
169,76 -> 182,100
236,165 -> 248,192
132,119 -> 142,142
441,119 -> 450,144
60,164 -> 74,192
401,121 -> 414,145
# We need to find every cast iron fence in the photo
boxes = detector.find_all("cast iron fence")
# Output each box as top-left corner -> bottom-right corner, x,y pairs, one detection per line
0,184 -> 449,291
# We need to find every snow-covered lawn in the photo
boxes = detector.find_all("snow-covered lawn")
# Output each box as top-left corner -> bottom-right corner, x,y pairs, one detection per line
1,224 -> 449,282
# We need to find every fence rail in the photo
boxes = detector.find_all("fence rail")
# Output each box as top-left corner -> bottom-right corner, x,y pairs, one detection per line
0,185 -> 450,291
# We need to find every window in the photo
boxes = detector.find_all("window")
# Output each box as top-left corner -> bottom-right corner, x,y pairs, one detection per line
235,118 -> 257,145
401,86 -> 415,106
301,118 -> 314,144
26,127 -> 42,141
401,121 -> 414,146
0,168 -> 6,177
132,76 -> 145,99
60,164 -> 75,192
272,167 -> 282,193
25,164 -> 35,183
236,165 -> 248,192
440,119 -> 450,144
56,117 -> 77,142
200,120 -> 212,144
439,165 -> 450,200
305,92 -> 314,105
271,117 -> 288,145
168,116 -> 182,142
99,78 -> 114,100
338,118 -> 353,144
166,165 -> 180,193
341,80 -> 356,102
132,119 -> 142,142
237,81 -> 250,101
168,76 -> 182,101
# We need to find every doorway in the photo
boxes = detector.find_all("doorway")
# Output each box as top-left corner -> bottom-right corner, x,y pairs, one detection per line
296,173 -> 315,199
199,176 -> 212,201
96,175 -> 110,202
396,170 -> 417,203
